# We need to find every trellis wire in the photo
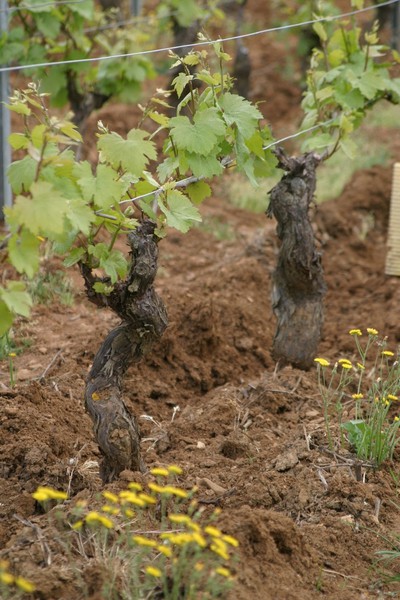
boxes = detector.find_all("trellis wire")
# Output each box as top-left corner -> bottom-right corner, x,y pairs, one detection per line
0,0 -> 398,73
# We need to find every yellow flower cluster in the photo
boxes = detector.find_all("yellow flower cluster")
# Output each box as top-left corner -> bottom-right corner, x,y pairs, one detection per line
0,561 -> 35,593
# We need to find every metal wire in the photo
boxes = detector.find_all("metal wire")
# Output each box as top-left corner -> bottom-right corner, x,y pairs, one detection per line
0,0 -> 398,73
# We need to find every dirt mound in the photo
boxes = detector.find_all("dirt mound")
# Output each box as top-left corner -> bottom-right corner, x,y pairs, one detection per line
1,163 -> 400,599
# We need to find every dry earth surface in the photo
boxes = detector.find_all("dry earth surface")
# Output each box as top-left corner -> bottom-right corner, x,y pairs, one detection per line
2,0 -> 400,599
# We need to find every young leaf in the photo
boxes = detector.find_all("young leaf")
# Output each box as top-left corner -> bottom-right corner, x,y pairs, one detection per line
186,181 -> 212,204
97,129 -> 157,176
7,156 -> 36,194
63,247 -> 86,268
158,190 -> 202,233
218,92 -> 263,139
0,282 -> 32,318
169,108 -> 226,156
8,230 -> 41,278
0,300 -> 13,336
9,181 -> 69,238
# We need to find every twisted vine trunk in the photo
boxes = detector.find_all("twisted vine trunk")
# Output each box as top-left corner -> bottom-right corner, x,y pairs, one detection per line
80,221 -> 168,482
267,149 -> 326,370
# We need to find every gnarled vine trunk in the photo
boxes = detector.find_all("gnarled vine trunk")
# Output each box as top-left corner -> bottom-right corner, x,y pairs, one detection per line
80,221 -> 168,482
267,149 -> 326,370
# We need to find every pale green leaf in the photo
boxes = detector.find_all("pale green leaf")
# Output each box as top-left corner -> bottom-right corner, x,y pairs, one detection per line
0,282 -> 32,318
218,92 -> 262,139
9,133 -> 29,150
186,153 -> 224,178
186,181 -> 211,204
169,108 -> 226,156
8,230 -> 40,278
0,300 -> 13,336
10,181 -> 69,238
158,190 -> 202,233
97,129 -> 156,176
63,247 -> 86,268
7,156 -> 36,194
172,72 -> 193,98
66,198 -> 94,236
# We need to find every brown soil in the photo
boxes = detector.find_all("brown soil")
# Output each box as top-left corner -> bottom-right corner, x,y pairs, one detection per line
2,1 -> 400,599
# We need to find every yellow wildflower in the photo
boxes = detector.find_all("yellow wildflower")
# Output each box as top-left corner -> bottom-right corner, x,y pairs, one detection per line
394,416 -> 400,422
37,235 -> 45,242
349,329 -> 362,336
357,363 -> 365,370
210,542 -> 229,561
351,393 -> 364,400
167,465 -> 183,475
215,567 -> 232,578
145,566 -> 162,578
147,482 -> 165,494
0,572 -> 14,585
222,534 -> 239,547
32,486 -> 68,502
168,514 -> 192,525
367,328 -> 378,335
123,508 -> 135,518
85,511 -> 114,529
128,482 -> 143,492
162,486 -> 188,499
205,525 -> 222,538
188,521 -> 201,533
91,392 -> 100,401
119,491 -> 146,507
15,577 -> 36,593
150,467 -> 170,477
388,395 -> 399,401
195,562 -> 205,572
138,493 -> 157,505
132,535 -> 157,548
341,363 -> 352,370
102,491 -> 119,504
338,358 -> 352,365
314,358 -> 330,367
8,352 -> 16,357
382,350 -> 395,357
71,520 -> 83,531
101,505 -> 120,515
157,545 -> 172,557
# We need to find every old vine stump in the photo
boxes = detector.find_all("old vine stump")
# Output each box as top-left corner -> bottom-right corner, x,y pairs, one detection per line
80,221 -> 168,482
267,149 -> 326,370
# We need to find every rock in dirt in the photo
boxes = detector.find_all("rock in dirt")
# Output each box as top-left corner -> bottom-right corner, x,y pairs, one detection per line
274,448 -> 299,472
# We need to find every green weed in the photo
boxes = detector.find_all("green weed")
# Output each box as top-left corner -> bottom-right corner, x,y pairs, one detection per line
27,269 -> 74,307
1,467 -> 239,599
315,328 -> 400,466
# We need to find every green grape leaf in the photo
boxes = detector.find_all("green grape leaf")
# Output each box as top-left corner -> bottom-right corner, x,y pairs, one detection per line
9,133 -> 29,150
186,153 -> 224,178
7,156 -> 36,194
8,230 -> 41,278
66,198 -> 94,236
88,243 -> 128,283
157,156 -> 180,182
63,247 -> 86,268
4,101 -> 31,116
92,282 -> 114,296
218,92 -> 263,139
69,0 -> 94,18
0,299 -> 13,336
97,129 -> 156,176
169,108 -> 226,156
158,190 -> 202,233
172,72 -> 193,98
10,181 -> 69,238
0,282 -> 32,318
59,121 -> 83,143
35,13 -> 61,38
186,181 -> 212,204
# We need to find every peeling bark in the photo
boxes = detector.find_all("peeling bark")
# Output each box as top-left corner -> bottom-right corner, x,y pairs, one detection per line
80,221 -> 168,482
267,149 -> 326,370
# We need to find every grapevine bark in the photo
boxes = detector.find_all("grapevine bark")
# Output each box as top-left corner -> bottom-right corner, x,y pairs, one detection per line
267,148 -> 326,370
80,221 -> 168,482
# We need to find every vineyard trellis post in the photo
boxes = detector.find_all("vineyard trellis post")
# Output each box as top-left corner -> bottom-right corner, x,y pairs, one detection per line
0,0 -> 11,221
